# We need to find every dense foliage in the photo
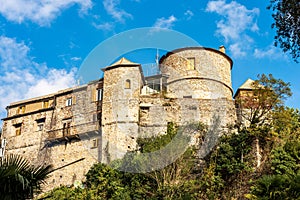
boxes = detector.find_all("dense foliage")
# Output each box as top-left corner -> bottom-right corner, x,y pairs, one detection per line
42,75 -> 300,199
267,0 -> 300,62
42,108 -> 300,199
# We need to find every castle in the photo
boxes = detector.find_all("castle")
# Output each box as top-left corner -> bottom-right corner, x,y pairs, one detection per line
0,46 -> 249,190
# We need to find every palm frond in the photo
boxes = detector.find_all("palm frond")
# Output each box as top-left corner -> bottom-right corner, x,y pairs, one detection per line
0,154 -> 53,200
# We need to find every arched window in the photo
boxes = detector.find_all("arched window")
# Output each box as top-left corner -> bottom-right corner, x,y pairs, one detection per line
125,79 -> 131,89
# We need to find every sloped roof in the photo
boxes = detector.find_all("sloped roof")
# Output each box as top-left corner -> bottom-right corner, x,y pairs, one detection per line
233,78 -> 255,98
239,78 -> 255,90
110,57 -> 139,67
102,57 -> 140,71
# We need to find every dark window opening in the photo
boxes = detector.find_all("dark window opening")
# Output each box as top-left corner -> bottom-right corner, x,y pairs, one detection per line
37,124 -> 44,131
63,122 -> 71,136
13,123 -> 22,136
36,118 -> 46,123
125,79 -> 131,89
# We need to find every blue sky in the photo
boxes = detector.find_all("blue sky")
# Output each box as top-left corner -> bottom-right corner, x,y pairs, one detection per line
0,0 -> 299,121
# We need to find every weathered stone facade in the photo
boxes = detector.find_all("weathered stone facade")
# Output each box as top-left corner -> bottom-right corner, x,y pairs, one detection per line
1,46 -> 241,191
1,83 -> 102,191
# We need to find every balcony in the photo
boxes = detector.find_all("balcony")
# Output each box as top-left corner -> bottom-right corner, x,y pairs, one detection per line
44,121 -> 101,148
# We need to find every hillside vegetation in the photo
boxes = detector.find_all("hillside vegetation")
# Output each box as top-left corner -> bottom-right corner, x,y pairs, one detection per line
41,75 -> 300,199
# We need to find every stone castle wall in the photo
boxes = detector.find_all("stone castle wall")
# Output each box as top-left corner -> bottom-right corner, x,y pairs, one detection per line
138,96 -> 236,138
1,46 -> 238,192
2,82 -> 102,191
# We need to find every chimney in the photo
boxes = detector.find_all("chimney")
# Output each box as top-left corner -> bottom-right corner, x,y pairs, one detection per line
219,45 -> 226,54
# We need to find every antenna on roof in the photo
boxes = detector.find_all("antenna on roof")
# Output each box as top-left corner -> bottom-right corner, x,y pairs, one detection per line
155,49 -> 160,74
155,49 -> 159,67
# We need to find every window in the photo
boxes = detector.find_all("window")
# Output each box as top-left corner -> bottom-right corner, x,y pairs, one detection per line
96,89 -> 103,101
63,121 -> 71,136
37,124 -> 44,131
91,139 -> 98,148
36,118 -> 45,131
140,106 -> 150,111
43,100 -> 49,108
18,106 -> 26,114
66,98 -> 72,106
16,128 -> 21,136
187,57 -> 195,70
93,113 -> 97,122
36,118 -> 45,123
93,113 -> 101,122
125,79 -> 131,89
14,123 -> 22,136
1,139 -> 6,148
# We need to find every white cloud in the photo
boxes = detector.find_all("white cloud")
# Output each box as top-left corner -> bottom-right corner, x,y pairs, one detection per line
184,10 -> 194,20
0,0 -> 92,26
153,15 -> 177,29
206,0 -> 259,41
206,0 -> 259,57
0,36 -> 76,120
254,45 -> 288,60
25,68 -> 77,98
103,0 -> 132,23
92,22 -> 114,31
229,43 -> 246,57
70,56 -> 82,61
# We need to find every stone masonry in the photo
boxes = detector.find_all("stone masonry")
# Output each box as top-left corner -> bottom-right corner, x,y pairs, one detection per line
1,46 -> 245,191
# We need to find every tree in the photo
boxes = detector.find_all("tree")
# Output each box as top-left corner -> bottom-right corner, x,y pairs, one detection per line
238,74 -> 292,127
236,74 -> 292,169
109,122 -> 210,199
267,0 -> 300,62
249,107 -> 300,199
112,122 -> 200,198
42,122 -> 208,200
0,154 -> 52,200
271,107 -> 300,140
250,173 -> 300,199
43,162 -> 157,200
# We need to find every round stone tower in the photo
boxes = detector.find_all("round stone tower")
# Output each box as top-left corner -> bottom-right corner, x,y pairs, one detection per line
159,47 -> 233,100
159,47 -> 236,127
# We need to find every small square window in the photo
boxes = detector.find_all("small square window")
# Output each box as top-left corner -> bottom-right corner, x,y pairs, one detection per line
37,124 -> 44,131
66,98 -> 72,106
91,139 -> 98,148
